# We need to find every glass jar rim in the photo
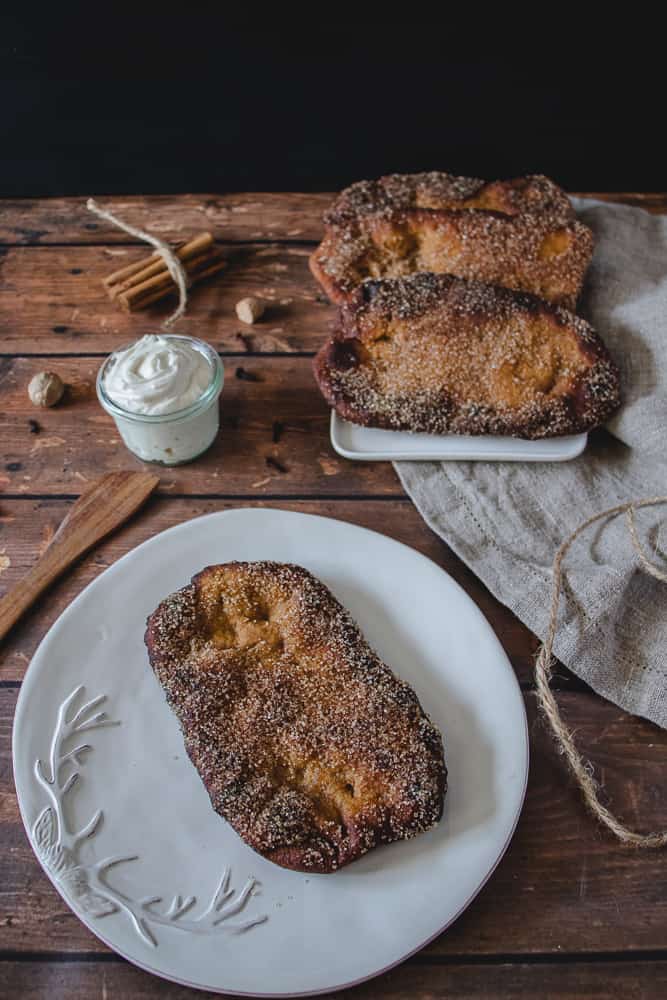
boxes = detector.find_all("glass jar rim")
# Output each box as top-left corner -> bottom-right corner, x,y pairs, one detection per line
96,334 -> 224,424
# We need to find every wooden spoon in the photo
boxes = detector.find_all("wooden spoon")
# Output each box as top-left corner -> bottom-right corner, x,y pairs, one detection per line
0,471 -> 159,644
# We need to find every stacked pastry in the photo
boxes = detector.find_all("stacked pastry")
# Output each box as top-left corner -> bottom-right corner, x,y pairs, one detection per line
310,173 -> 620,439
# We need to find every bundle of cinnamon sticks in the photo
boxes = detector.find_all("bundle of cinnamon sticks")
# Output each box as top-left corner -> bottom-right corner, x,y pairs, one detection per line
102,231 -> 226,312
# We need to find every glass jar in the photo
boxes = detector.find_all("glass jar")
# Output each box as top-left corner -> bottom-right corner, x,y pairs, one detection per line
96,335 -> 224,466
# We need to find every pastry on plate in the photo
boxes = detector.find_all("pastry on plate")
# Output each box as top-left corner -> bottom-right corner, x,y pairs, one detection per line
313,272 -> 621,439
145,561 -> 446,873
310,172 -> 593,308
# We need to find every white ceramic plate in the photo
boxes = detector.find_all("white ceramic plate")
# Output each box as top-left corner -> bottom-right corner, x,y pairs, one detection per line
13,508 -> 528,996
331,411 -> 587,462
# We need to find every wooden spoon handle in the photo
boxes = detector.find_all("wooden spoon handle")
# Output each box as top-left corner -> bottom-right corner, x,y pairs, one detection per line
0,471 -> 158,645
0,553 -> 66,642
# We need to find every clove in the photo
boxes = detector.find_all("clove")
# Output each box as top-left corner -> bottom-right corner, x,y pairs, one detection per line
265,456 -> 287,474
235,366 -> 261,382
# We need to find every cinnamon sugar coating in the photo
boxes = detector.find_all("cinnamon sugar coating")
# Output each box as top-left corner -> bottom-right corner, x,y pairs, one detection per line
311,172 -> 592,308
324,172 -> 576,225
145,561 -> 446,873
313,273 -> 621,439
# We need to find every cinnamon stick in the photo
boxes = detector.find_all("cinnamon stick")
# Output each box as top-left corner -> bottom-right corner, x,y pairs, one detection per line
117,251 -> 227,313
102,251 -> 161,291
103,231 -> 214,298
101,231 -> 226,313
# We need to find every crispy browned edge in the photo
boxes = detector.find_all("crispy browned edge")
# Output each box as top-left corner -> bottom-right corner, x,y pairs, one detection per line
144,561 -> 447,874
312,274 -> 621,440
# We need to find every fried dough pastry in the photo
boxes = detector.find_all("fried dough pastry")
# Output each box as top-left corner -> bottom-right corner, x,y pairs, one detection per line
145,561 -> 446,873
310,172 -> 593,308
313,273 -> 620,439
324,172 -> 576,226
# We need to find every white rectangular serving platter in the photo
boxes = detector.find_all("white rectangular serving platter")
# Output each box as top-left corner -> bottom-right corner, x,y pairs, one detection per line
330,412 -> 588,463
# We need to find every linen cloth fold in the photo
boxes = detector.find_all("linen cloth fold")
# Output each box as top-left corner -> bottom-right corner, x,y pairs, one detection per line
395,198 -> 667,728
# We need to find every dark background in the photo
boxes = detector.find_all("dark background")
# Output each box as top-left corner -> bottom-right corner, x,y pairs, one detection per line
1,16 -> 660,197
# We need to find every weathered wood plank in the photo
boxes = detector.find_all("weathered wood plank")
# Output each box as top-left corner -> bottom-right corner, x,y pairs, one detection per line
0,193 -> 331,246
1,959 -> 665,1000
1,685 -> 666,956
0,499 -> 535,684
0,192 -> 665,247
0,245 -> 331,355
0,356 -> 402,497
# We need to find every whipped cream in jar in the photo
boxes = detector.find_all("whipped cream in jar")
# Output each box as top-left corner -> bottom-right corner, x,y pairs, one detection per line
96,334 -> 223,465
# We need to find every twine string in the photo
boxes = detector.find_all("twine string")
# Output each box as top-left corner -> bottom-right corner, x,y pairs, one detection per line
535,495 -> 667,848
86,198 -> 188,327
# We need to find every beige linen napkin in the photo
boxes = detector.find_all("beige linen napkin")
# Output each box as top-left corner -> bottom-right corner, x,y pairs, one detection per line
396,198 -> 667,728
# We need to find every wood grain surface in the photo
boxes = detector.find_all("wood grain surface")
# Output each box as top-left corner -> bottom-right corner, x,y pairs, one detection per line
0,245 -> 330,354
1,192 -> 665,999
0,193 -> 333,245
0,356 -> 404,497
2,959 -> 664,1000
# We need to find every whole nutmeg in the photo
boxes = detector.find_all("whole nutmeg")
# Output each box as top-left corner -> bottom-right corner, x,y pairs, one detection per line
28,371 -> 65,408
235,296 -> 265,325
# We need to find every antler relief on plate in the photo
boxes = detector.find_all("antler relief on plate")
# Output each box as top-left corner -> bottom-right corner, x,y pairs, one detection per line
32,685 -> 267,947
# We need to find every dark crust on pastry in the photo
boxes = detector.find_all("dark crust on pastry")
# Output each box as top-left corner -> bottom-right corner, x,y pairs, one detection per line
310,172 -> 592,308
324,172 -> 576,226
313,273 -> 621,439
145,561 -> 446,874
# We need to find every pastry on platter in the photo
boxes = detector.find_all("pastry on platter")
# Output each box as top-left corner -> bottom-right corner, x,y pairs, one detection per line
313,272 -> 621,439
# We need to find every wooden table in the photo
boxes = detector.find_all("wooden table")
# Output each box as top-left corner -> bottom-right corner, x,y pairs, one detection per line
1,193 -> 666,999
